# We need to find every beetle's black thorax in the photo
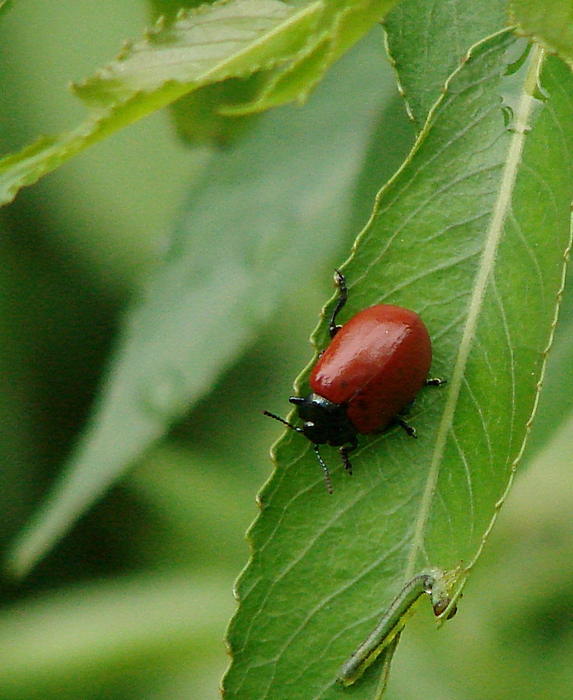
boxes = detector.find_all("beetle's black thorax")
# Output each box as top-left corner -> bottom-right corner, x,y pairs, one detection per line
290,393 -> 357,447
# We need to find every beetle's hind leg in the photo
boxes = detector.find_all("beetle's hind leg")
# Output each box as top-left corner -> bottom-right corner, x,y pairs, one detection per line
340,436 -> 358,475
395,379 -> 446,435
396,418 -> 417,438
329,269 -> 348,338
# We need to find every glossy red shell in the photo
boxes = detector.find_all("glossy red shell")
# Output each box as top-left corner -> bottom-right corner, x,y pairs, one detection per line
309,305 -> 432,434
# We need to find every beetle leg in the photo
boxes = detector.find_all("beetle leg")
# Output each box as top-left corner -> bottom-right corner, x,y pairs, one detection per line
329,269 -> 348,338
314,444 -> 334,494
397,418 -> 417,438
340,437 -> 358,475
426,377 -> 446,386
392,380 -> 444,436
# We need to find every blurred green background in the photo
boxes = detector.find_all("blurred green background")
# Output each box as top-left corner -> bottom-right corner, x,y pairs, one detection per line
0,2 -> 572,699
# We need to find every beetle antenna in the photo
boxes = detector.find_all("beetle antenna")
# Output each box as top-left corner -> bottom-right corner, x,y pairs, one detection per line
263,410 -> 303,433
313,444 -> 334,494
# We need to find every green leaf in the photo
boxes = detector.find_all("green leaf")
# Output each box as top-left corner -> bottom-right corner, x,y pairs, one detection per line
5,28 -> 394,577
0,0 -> 13,21
384,0 -> 508,128
0,573 -> 233,699
509,0 -> 573,67
71,0 -> 304,107
163,79 -> 267,145
0,0 -> 401,205
523,284 -> 573,456
223,33 -> 573,699
150,0 -> 208,23
222,0 -> 402,115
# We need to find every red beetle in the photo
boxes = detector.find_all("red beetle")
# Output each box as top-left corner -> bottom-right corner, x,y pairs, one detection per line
265,270 -> 443,492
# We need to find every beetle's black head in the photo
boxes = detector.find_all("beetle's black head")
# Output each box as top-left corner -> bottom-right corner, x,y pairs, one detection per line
289,393 -> 357,447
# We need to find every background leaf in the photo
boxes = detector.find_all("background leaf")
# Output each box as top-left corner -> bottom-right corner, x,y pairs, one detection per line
0,0 -> 12,21
6,26 -> 397,577
223,33 -> 573,699
509,0 -> 573,68
0,0 -> 402,207
0,573 -> 234,700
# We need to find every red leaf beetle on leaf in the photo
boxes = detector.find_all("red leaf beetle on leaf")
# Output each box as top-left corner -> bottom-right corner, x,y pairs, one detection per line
265,270 -> 444,492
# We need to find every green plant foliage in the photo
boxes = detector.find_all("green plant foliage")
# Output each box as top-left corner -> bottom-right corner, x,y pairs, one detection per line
6,28 -> 393,578
384,0 -> 508,128
0,573 -> 234,700
223,32 -> 573,699
526,294 -> 573,456
150,0 -> 208,22
0,1 -> 13,21
3,2 -> 573,698
0,0 -> 401,206
509,0 -> 573,67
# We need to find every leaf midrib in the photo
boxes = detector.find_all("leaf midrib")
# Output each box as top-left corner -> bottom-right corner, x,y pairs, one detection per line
405,41 -> 544,580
